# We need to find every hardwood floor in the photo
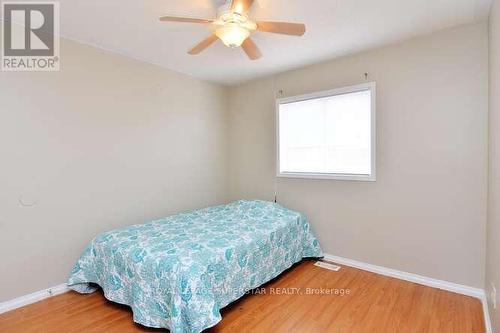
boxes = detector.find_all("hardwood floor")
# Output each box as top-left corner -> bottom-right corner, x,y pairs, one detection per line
0,260 -> 485,332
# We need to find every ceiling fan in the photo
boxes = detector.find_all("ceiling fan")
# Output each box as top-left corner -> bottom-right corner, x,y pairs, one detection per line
159,0 -> 306,60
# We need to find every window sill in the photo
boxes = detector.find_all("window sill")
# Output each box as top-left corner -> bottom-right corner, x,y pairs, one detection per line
277,172 -> 376,182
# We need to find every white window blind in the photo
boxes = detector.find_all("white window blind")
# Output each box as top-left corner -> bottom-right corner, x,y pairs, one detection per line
277,83 -> 376,181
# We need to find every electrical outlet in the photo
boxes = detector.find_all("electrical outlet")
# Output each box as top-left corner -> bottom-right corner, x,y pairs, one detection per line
491,283 -> 497,310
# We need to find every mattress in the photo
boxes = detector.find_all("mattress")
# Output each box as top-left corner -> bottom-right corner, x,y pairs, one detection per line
67,200 -> 323,332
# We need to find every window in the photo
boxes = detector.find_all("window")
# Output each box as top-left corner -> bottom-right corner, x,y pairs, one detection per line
276,82 -> 376,181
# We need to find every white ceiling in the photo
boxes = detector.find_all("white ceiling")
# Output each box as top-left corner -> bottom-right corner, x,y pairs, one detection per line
59,0 -> 492,85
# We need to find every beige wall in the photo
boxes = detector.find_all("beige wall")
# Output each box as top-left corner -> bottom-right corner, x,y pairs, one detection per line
487,0 -> 500,330
0,38 -> 229,301
228,23 -> 489,288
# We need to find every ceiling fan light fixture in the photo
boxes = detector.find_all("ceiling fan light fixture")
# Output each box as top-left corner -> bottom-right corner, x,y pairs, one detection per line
215,24 -> 250,48
159,0 -> 305,60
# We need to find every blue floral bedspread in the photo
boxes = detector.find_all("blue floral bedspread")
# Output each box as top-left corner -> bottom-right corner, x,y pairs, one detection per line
68,200 -> 322,332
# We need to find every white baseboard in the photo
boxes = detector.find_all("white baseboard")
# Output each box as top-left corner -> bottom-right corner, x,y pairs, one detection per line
481,294 -> 493,333
0,283 -> 70,315
323,253 -> 483,297
323,253 -> 492,333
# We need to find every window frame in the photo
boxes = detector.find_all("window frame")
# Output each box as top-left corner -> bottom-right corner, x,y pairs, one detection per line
275,82 -> 376,182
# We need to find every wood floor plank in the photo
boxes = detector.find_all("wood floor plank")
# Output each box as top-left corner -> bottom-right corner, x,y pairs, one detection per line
0,260 -> 485,332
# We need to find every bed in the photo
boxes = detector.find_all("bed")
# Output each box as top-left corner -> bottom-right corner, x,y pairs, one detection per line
68,200 -> 323,333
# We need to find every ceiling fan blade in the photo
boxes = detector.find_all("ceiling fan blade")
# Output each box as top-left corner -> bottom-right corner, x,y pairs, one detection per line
241,38 -> 261,60
230,0 -> 255,14
159,16 -> 213,24
256,21 -> 306,36
188,34 -> 219,55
